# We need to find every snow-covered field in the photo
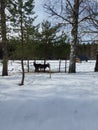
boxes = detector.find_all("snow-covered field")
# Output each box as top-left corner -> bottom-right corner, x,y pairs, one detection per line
0,60 -> 98,130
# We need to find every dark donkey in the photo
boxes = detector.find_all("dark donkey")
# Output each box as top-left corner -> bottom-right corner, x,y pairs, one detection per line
33,62 -> 50,72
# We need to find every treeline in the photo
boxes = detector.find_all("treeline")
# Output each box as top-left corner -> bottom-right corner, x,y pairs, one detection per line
77,43 -> 97,60
0,41 -> 97,60
5,37 -> 70,60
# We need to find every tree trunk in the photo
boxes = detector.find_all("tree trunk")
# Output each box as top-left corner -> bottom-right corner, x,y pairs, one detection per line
69,42 -> 76,73
59,59 -> 61,72
19,0 -> 25,85
65,59 -> 67,72
20,33 -> 25,86
68,0 -> 79,73
27,59 -> 30,72
0,0 -> 8,76
94,52 -> 98,72
44,59 -> 46,72
20,59 -> 25,85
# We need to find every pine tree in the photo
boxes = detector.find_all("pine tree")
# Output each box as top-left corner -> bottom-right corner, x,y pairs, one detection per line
23,17 -> 39,72
8,0 -> 36,85
37,20 -> 62,59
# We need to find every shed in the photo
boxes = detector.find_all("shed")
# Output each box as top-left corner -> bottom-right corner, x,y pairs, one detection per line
76,55 -> 89,62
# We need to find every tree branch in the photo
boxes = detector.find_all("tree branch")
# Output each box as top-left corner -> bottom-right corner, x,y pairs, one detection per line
44,4 -> 73,25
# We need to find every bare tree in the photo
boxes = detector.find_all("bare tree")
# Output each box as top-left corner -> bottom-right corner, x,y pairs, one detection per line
44,0 -> 93,73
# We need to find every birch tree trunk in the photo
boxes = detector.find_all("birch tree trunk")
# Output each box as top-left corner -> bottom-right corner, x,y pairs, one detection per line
68,0 -> 79,73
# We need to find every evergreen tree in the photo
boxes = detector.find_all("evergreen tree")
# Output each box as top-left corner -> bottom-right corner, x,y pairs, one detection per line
23,17 -> 39,58
23,17 -> 39,72
36,20 -> 62,59
8,0 -> 36,85
54,31 -> 70,59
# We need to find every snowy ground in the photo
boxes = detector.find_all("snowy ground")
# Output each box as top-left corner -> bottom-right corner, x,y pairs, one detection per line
0,60 -> 98,130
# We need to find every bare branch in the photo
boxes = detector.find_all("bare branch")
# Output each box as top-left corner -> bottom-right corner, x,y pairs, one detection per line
44,4 -> 73,24
79,6 -> 87,15
66,0 -> 74,12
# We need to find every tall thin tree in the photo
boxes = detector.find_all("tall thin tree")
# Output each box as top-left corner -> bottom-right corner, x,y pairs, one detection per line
0,0 -> 8,76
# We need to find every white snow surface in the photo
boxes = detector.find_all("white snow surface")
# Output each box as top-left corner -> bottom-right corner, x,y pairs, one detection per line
0,60 -> 98,130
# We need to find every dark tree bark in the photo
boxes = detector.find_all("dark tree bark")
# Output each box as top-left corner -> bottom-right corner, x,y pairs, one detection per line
0,0 -> 8,76
19,0 -> 25,86
94,51 -> 98,72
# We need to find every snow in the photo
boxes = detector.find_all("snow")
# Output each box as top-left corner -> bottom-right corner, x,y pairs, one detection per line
0,60 -> 98,130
